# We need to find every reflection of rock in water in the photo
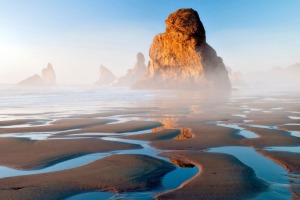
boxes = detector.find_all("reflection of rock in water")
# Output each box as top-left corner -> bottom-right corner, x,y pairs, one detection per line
170,159 -> 195,168
175,128 -> 193,140
152,118 -> 178,132
152,118 -> 192,140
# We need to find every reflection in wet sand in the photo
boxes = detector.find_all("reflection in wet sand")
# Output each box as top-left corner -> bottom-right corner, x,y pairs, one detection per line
152,118 -> 193,140
174,128 -> 193,140
170,159 -> 195,168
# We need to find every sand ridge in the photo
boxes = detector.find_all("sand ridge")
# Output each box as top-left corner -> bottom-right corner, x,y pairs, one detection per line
0,154 -> 175,200
156,151 -> 268,200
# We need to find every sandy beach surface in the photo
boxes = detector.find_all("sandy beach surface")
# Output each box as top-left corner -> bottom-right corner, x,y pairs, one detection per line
157,151 -> 268,200
0,154 -> 175,200
0,88 -> 299,199
0,138 -> 141,169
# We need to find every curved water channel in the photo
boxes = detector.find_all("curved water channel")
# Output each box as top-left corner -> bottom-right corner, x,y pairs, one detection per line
0,114 -> 299,199
0,118 -> 199,200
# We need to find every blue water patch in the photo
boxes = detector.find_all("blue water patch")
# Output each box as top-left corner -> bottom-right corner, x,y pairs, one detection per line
0,152 -> 109,179
67,191 -> 157,200
265,146 -> 300,153
217,124 -> 259,138
208,146 -> 292,200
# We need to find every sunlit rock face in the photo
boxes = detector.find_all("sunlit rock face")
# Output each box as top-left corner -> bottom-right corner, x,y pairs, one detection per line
114,52 -> 147,87
95,65 -> 117,86
18,74 -> 45,87
41,63 -> 56,86
134,8 -> 231,89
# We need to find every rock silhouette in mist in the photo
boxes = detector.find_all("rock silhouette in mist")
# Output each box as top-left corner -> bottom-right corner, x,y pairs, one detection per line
41,63 -> 56,86
18,74 -> 45,87
244,63 -> 300,86
114,52 -> 147,87
95,65 -> 117,86
18,63 -> 57,87
227,67 -> 246,86
133,8 -> 231,89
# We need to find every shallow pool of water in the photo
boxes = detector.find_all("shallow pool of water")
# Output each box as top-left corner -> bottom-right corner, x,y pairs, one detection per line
217,124 -> 259,138
265,146 -> 300,153
208,146 -> 292,200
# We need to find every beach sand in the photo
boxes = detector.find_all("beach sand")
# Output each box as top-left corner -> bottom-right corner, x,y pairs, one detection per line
0,119 -> 37,127
240,126 -> 300,148
0,118 -> 115,134
57,121 -> 163,136
156,151 -> 267,200
278,125 -> 300,132
151,124 -> 242,150
0,154 -> 175,200
257,150 -> 300,199
121,129 -> 181,141
0,138 -> 141,169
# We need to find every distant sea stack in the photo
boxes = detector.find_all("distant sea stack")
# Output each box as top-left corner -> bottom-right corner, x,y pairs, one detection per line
114,52 -> 147,87
41,63 -> 56,86
18,63 -> 57,87
18,74 -> 46,87
95,65 -> 117,86
227,67 -> 246,86
133,8 -> 231,89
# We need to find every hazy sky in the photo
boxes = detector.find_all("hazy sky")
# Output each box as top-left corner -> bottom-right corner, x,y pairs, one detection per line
1,0 -> 299,84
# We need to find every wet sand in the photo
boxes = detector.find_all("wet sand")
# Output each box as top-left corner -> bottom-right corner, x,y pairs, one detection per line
257,150 -> 300,199
177,112 -> 245,124
278,125 -> 300,132
157,151 -> 267,200
0,138 -> 140,169
0,119 -> 37,127
0,154 -> 175,200
70,110 -> 145,118
121,129 -> 181,141
151,124 -> 242,150
1,89 -> 300,199
242,110 -> 300,125
240,126 -> 300,148
57,121 -> 163,136
257,150 -> 300,174
0,118 -> 115,134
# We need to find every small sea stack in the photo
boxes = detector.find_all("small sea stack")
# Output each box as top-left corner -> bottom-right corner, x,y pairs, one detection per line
114,52 -> 147,87
95,65 -> 117,86
18,63 -> 57,87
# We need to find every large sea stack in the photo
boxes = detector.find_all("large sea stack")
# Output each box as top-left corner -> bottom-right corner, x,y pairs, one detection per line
134,8 -> 231,89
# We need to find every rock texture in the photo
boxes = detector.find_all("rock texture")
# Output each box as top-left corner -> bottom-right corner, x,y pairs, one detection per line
95,65 -> 117,86
133,8 -> 231,89
18,63 -> 56,87
41,63 -> 56,86
114,52 -> 147,87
